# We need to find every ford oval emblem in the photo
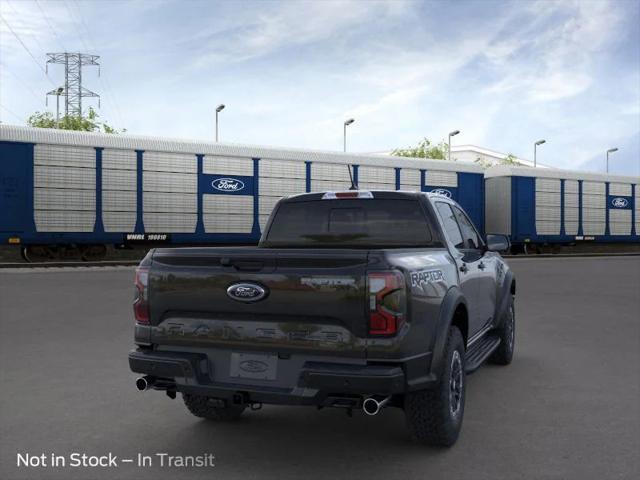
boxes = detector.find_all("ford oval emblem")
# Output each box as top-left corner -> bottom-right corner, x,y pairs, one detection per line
431,188 -> 452,198
239,360 -> 268,373
212,178 -> 245,192
611,197 -> 629,208
226,283 -> 268,302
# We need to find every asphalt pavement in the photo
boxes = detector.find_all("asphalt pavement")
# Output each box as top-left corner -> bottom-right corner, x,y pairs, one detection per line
1,257 -> 638,480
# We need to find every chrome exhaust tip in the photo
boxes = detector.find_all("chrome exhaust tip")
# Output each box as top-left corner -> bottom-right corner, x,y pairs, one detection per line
362,396 -> 391,416
135,376 -> 152,391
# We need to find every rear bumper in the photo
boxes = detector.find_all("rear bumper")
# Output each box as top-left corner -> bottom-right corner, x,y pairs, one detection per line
129,349 -> 408,406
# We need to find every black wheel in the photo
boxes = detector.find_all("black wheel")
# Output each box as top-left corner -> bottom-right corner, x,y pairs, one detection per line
490,295 -> 515,365
22,245 -> 55,262
80,244 -> 107,261
404,326 -> 466,447
182,394 -> 245,421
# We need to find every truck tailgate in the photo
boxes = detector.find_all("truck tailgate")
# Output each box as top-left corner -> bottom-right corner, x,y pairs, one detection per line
148,247 -> 369,358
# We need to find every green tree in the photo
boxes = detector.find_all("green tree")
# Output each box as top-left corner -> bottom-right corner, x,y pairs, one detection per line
474,152 -> 522,169
27,107 -> 125,133
502,153 -> 520,165
474,156 -> 493,169
391,138 -> 449,160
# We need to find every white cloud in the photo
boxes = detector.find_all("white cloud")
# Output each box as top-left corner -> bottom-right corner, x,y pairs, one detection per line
483,0 -> 623,103
0,0 -> 637,174
188,0 -> 409,69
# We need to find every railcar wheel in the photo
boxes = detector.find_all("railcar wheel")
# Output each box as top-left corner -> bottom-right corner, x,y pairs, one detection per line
22,245 -> 55,263
80,244 -> 107,261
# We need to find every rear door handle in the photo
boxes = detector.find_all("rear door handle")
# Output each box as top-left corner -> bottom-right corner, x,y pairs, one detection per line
460,263 -> 468,273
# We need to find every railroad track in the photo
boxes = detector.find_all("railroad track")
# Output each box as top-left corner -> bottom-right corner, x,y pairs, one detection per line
0,260 -> 140,269
505,252 -> 640,259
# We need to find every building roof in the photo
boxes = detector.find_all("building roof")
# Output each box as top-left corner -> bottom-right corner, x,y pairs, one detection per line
369,144 -> 545,168
450,144 -> 544,168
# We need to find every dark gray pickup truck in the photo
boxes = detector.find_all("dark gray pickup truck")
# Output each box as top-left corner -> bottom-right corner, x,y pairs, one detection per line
129,190 -> 515,446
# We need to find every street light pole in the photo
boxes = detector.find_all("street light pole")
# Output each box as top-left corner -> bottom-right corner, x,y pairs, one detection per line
215,104 -> 225,142
55,87 -> 63,127
606,148 -> 618,173
534,139 -> 546,167
448,130 -> 460,162
343,118 -> 355,152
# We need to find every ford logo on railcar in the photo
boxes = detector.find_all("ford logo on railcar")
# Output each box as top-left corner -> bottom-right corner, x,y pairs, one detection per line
611,197 -> 629,208
431,188 -> 452,198
227,283 -> 268,302
212,178 -> 245,192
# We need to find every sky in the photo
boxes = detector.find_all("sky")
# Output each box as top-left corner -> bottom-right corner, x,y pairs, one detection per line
0,0 -> 639,175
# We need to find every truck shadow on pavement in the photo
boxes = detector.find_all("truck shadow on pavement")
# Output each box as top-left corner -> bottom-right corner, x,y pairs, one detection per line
139,377 -> 499,477
170,406 -> 448,475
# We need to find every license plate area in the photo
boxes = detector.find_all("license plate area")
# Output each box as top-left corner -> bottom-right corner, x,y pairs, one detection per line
230,352 -> 277,380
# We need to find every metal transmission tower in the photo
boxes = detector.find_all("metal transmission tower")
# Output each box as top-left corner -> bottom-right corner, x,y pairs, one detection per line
46,53 -> 100,117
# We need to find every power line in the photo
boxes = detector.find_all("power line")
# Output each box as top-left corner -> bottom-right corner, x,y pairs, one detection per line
4,0 -> 49,59
34,0 -> 67,52
69,0 -> 125,127
0,61 -> 44,102
0,14 -> 56,86
62,0 -> 91,52
0,103 -> 23,123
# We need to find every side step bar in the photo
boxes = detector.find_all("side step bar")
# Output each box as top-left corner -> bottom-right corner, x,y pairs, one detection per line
465,334 -> 501,373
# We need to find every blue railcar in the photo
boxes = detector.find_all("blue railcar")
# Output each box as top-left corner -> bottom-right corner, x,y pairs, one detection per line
0,125 -> 485,259
485,165 -> 640,251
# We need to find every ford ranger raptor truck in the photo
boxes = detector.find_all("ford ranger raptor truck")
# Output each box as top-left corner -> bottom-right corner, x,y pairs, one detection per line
129,190 -> 515,447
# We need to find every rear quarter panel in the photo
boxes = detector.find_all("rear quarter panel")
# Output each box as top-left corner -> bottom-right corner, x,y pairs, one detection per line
366,248 -> 457,361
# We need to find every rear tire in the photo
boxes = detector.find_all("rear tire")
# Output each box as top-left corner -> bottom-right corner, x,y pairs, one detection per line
490,295 -> 515,365
404,326 -> 466,447
182,394 -> 246,421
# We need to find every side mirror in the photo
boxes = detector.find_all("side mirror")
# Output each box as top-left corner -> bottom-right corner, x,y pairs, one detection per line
486,234 -> 510,253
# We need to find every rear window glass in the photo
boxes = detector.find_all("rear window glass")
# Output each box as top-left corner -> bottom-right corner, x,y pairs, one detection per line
263,199 -> 436,248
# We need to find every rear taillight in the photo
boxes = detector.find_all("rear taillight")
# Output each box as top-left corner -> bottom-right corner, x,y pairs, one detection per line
368,271 -> 405,335
133,266 -> 150,324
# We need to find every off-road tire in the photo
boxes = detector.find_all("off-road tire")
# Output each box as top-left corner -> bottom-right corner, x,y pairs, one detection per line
182,394 -> 246,421
489,295 -> 515,365
404,326 -> 466,447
